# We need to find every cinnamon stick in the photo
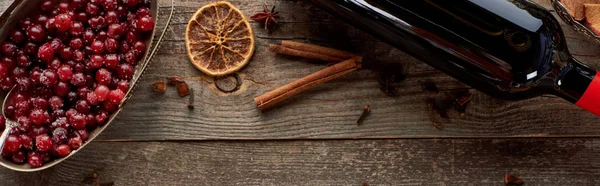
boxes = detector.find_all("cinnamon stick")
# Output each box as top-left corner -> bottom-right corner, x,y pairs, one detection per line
281,40 -> 363,62
254,59 -> 361,111
269,44 -> 344,63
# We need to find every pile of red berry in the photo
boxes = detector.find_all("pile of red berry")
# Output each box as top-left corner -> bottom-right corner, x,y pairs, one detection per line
0,0 -> 154,168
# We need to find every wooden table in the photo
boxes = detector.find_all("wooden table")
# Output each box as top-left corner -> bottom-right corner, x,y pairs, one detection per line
2,0 -> 600,185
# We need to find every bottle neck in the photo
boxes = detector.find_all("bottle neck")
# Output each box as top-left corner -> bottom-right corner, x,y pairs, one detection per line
555,57 -> 597,103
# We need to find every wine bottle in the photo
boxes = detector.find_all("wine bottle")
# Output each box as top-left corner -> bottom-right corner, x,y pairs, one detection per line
310,0 -> 600,116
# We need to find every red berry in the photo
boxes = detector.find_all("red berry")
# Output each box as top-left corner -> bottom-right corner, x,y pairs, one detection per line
117,63 -> 134,80
70,113 -> 86,129
68,136 -> 82,150
35,15 -> 49,26
102,0 -> 117,10
3,135 -> 20,153
95,110 -> 108,125
125,0 -> 138,7
72,50 -> 84,62
1,42 -> 17,57
55,144 -> 71,157
40,70 -> 58,87
125,31 -> 138,44
91,40 -> 104,54
94,85 -> 110,101
90,55 -> 104,69
0,115 -> 5,129
45,17 -> 57,32
49,96 -> 64,110
31,97 -> 48,109
124,50 -> 138,65
50,38 -> 64,51
69,38 -> 83,49
77,87 -> 91,99
24,42 -> 38,55
108,89 -> 125,104
57,2 -> 70,13
40,0 -> 55,12
75,129 -> 88,141
16,54 -> 31,68
0,63 -> 8,79
83,29 -> 95,44
107,24 -> 124,38
71,72 -> 86,87
136,16 -> 154,32
133,41 -> 146,53
29,109 -> 48,125
85,113 -> 96,127
52,128 -> 68,144
105,11 -> 119,25
137,7 -> 151,17
11,150 -> 26,164
86,92 -> 101,105
18,134 -> 33,150
70,22 -> 84,36
65,109 -> 77,119
10,30 -> 25,43
35,134 -> 53,152
57,65 -> 73,81
97,31 -> 108,41
59,47 -> 72,60
104,39 -> 118,53
27,152 -> 42,168
117,80 -> 129,92
27,24 -> 46,43
96,68 -> 112,85
16,116 -> 31,132
103,101 -> 118,113
76,100 -> 91,114
54,81 -> 70,96
37,43 -> 54,61
88,16 -> 105,30
29,125 -> 48,137
55,14 -> 73,33
47,58 -> 62,70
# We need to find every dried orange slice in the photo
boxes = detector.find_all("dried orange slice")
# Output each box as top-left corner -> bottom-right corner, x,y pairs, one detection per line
185,1 -> 255,76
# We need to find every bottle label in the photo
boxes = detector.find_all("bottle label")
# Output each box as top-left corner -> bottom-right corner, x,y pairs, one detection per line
576,73 -> 600,116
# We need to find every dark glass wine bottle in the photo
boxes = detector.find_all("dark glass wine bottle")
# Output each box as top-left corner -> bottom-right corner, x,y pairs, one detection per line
310,0 -> 600,116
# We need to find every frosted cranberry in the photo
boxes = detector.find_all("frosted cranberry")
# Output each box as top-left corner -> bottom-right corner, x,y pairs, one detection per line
0,77 -> 14,92
93,85 -> 110,101
95,110 -> 108,125
10,30 -> 24,43
68,136 -> 82,150
24,42 -> 38,55
47,58 -> 62,70
37,43 -> 54,61
35,15 -> 49,25
75,63 -> 86,72
1,150 -> 11,158
136,16 -> 154,32
65,109 -> 77,119
52,128 -> 68,145
40,0 -> 54,12
132,41 -> 146,54
57,2 -> 70,12
105,11 -> 119,25
33,87 -> 53,99
91,40 -> 104,54
116,5 -> 127,17
117,64 -> 134,80
69,38 -> 83,49
49,96 -> 64,110
97,31 -> 108,41
88,16 -> 105,30
40,70 -> 58,87
20,18 -> 33,30
107,24 -> 124,38
71,73 -> 86,87
69,22 -> 84,37
0,63 -> 7,79
16,116 -> 30,132
2,57 -> 16,70
29,126 -> 48,137
102,101 -> 117,113
84,46 -> 92,55
29,68 -> 42,85
70,113 -> 86,129
44,17 -> 57,33
71,0 -> 86,10
125,31 -> 138,44
124,51 -> 138,65
85,113 -> 96,127
55,144 -> 71,157
119,41 -> 130,53
3,135 -> 20,153
16,54 -> 30,68
51,109 -> 65,121
58,47 -> 72,60
27,152 -> 42,168
57,65 -> 72,81
108,89 -> 125,104
32,97 -> 48,109
11,150 -> 25,164
27,24 -> 46,43
29,109 -> 47,125
50,38 -> 63,51
5,105 -> 15,119
35,134 -> 53,152
104,39 -> 118,54
54,81 -> 70,96
77,87 -> 91,99
102,0 -> 117,10
95,68 -> 111,85
137,7 -> 151,17
72,50 -> 84,62
83,29 -> 95,44
75,100 -> 91,114
18,134 -> 33,150
16,78 -> 32,92
87,55 -> 102,70
1,42 -> 17,57
75,129 -> 88,141
39,152 -> 51,163
0,115 -> 4,129
14,92 -> 30,104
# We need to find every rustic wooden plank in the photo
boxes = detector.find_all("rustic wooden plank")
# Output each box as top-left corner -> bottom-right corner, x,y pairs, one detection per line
1,139 -> 599,185
1,0 -> 600,140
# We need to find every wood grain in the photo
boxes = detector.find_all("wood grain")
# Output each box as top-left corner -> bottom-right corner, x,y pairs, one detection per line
1,0 -> 600,141
0,139 -> 599,185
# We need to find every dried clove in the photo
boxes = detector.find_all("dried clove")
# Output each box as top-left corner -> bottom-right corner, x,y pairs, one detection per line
167,76 -> 185,85
422,80 -> 439,93
188,88 -> 195,110
453,90 -> 472,116
357,104 -> 371,125
152,81 -> 167,93
377,73 -> 402,96
505,173 -> 524,186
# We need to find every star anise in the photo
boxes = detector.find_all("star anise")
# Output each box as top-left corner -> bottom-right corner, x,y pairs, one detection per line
250,5 -> 280,30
